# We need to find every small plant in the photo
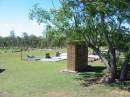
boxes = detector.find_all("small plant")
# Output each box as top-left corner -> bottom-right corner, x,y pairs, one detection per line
45,53 -> 51,58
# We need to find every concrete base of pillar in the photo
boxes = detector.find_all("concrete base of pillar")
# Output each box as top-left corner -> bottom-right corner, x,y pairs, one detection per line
63,69 -> 77,73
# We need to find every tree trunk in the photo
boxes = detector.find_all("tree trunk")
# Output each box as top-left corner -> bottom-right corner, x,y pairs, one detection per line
21,48 -> 23,60
120,60 -> 129,81
95,49 -> 111,70
93,45 -> 117,82
110,63 -> 116,82
87,43 -> 111,71
109,47 -> 117,82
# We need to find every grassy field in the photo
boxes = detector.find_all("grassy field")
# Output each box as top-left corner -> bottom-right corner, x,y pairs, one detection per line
0,49 -> 130,97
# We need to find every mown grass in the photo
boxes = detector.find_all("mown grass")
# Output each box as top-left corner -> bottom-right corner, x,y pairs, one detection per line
0,49 -> 127,97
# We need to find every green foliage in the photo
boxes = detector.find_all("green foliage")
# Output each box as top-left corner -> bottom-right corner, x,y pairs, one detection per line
29,0 -> 130,53
29,4 -> 51,24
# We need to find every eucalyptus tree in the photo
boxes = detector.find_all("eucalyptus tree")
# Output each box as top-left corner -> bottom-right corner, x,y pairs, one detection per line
0,37 -> 4,48
29,0 -> 130,82
10,30 -> 16,48
45,25 -> 66,47
22,32 -> 30,50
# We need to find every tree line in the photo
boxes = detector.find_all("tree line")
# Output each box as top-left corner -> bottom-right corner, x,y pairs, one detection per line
0,30 -> 66,49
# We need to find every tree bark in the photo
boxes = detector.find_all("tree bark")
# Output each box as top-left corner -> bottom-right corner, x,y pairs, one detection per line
109,47 -> 117,82
87,43 -> 111,71
120,59 -> 129,81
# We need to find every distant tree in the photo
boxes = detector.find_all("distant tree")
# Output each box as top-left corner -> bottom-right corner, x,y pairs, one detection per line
10,30 -> 15,48
29,34 -> 39,48
0,37 -> 3,48
16,36 -> 22,48
22,32 -> 29,50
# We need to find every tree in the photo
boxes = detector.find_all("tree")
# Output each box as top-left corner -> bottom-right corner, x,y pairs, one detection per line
29,34 -> 39,48
45,25 -> 66,48
22,32 -> 29,50
29,0 -> 130,82
16,36 -> 22,48
10,30 -> 16,48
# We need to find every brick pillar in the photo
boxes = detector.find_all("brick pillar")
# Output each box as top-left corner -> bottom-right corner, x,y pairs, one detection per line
67,42 -> 88,72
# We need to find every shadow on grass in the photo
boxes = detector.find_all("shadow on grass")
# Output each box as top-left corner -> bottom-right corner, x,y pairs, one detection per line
107,81 -> 130,92
0,69 -> 6,73
75,65 -> 106,87
75,65 -> 130,92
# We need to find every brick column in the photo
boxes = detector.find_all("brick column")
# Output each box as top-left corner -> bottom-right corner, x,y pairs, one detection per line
67,42 -> 88,72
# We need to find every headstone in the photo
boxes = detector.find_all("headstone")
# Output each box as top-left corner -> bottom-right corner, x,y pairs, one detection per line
56,51 -> 60,57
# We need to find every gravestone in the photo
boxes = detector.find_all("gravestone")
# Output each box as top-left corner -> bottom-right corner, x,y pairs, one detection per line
67,42 -> 88,72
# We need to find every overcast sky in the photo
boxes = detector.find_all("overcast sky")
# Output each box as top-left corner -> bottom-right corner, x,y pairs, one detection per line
0,0 -> 60,37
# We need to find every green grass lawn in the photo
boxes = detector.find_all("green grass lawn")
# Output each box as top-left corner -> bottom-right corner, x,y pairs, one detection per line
0,49 -> 129,97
